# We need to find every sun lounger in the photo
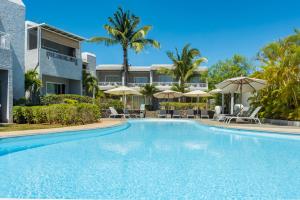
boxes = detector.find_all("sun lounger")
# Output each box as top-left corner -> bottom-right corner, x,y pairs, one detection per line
201,110 -> 209,119
226,106 -> 262,124
157,110 -> 167,118
187,109 -> 196,118
109,107 -> 130,118
172,110 -> 181,118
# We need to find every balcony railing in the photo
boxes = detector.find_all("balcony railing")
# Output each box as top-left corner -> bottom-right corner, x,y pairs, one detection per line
152,82 -> 177,86
128,82 -> 148,87
98,82 -> 122,86
0,32 -> 10,50
45,50 -> 78,65
187,82 -> 207,88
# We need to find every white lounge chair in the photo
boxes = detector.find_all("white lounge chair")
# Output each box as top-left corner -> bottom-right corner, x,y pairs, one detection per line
109,107 -> 130,118
226,106 -> 262,124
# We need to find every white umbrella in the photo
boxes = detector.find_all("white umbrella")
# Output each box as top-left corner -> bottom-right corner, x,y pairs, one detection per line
216,76 -> 266,108
154,90 -> 182,113
154,90 -> 183,99
209,88 -> 223,94
105,86 -> 142,111
184,90 -> 212,113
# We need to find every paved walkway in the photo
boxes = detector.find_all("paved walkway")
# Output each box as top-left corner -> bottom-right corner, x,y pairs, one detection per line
0,119 -> 125,139
197,119 -> 300,134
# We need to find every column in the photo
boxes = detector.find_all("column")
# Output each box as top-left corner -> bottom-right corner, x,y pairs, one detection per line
230,93 -> 234,114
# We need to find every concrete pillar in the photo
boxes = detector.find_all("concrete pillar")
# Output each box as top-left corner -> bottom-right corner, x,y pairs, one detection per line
230,93 -> 234,114
150,71 -> 153,84
122,72 -> 125,85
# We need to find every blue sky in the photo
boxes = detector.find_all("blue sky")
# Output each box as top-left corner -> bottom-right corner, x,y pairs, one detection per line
24,0 -> 300,66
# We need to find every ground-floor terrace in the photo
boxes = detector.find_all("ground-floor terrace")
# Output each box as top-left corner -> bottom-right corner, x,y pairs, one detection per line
40,74 -> 82,95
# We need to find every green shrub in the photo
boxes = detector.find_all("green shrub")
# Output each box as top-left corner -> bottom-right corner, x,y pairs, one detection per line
63,99 -> 79,105
41,94 -> 93,105
160,102 -> 207,110
96,98 -> 123,110
13,103 -> 100,125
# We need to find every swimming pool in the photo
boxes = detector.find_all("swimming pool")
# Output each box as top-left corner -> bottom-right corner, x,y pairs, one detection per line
0,119 -> 299,199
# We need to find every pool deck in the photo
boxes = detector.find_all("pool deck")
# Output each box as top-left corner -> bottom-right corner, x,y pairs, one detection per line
0,119 -> 125,139
197,119 -> 300,135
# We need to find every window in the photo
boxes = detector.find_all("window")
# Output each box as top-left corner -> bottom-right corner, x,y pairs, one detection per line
134,77 -> 148,83
158,75 -> 173,82
189,76 -> 200,83
28,29 -> 37,50
46,82 -> 65,94
105,75 -> 120,82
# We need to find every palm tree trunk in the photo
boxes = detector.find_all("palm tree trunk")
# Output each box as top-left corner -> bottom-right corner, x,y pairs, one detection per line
123,47 -> 129,86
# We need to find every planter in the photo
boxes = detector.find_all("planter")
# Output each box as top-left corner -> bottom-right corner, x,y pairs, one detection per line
262,118 -> 300,127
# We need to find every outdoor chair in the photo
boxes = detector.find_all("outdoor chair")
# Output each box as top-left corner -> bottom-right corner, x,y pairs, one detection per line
109,107 -> 130,118
201,110 -> 210,119
157,110 -> 167,118
172,110 -> 181,118
226,106 -> 262,124
186,109 -> 196,118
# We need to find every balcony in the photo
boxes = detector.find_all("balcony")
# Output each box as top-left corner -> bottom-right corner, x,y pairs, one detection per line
187,82 -> 208,90
0,32 -> 10,50
39,48 -> 82,80
98,81 -> 122,90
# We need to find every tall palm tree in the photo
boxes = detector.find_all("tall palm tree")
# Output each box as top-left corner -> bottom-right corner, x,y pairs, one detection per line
140,84 -> 159,108
89,7 -> 160,85
160,44 -> 207,92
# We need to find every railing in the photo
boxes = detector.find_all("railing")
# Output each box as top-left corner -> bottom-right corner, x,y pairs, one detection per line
0,32 -> 10,50
128,82 -> 149,87
152,82 -> 177,86
45,50 -> 78,65
187,82 -> 207,88
98,82 -> 122,86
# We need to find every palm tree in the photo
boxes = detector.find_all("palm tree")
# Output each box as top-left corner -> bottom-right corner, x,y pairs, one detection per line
89,7 -> 160,85
25,68 -> 42,105
84,72 -> 100,99
140,84 -> 159,108
160,44 -> 207,92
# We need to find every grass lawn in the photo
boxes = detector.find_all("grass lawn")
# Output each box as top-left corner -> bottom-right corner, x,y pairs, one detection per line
0,123 -> 69,132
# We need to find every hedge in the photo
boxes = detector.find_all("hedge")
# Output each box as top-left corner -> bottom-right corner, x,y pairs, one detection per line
41,94 -> 94,105
160,102 -> 207,110
13,103 -> 100,125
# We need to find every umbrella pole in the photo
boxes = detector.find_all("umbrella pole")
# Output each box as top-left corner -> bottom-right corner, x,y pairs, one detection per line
240,81 -> 243,112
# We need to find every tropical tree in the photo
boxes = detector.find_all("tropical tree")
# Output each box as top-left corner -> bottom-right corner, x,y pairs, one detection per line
140,84 -> 158,109
83,72 -> 101,99
89,7 -> 160,85
160,44 -> 207,93
206,54 -> 254,90
24,68 -> 42,105
251,30 -> 300,120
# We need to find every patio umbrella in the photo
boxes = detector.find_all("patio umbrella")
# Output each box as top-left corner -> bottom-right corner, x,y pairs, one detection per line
216,76 -> 266,109
184,90 -> 212,112
154,90 -> 182,113
105,86 -> 142,111
209,88 -> 223,94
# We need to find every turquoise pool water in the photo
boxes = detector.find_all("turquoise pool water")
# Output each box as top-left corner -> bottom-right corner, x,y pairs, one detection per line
0,120 -> 300,199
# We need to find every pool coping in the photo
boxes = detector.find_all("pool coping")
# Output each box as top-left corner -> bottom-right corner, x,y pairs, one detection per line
196,119 -> 300,135
0,119 -> 126,139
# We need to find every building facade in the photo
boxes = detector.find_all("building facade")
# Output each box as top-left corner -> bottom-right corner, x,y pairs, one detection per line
25,21 -> 85,96
96,64 -> 208,91
96,64 -> 208,109
0,0 -> 25,122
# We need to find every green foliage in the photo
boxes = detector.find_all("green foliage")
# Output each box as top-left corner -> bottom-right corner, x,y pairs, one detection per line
207,54 -> 254,90
140,84 -> 159,107
97,98 -> 123,110
25,68 -> 42,105
83,71 -> 102,98
13,104 -> 100,125
63,99 -> 79,105
89,7 -> 160,84
160,102 -> 206,110
250,30 -> 300,120
41,94 -> 94,105
160,44 -> 207,90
